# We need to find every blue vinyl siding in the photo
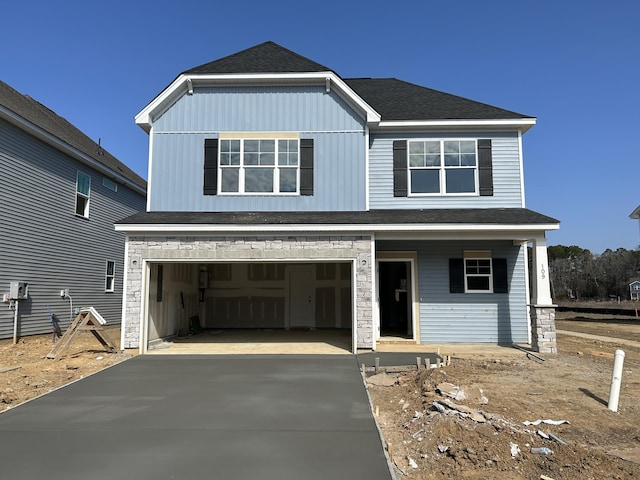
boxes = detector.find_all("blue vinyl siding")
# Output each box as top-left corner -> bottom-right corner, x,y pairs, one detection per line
0,119 -> 146,339
149,85 -> 367,211
369,132 -> 523,209
377,240 -> 528,343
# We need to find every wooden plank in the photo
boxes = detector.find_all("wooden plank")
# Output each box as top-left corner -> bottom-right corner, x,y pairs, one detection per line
591,351 -> 615,359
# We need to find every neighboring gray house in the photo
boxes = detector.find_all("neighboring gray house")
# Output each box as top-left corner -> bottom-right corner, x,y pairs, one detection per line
116,42 -> 560,354
630,280 -> 640,301
0,81 -> 146,340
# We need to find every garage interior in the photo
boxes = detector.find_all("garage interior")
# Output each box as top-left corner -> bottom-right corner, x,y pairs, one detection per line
145,261 -> 353,353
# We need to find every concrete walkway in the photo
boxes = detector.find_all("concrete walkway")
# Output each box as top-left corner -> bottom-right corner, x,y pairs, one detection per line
0,355 -> 392,480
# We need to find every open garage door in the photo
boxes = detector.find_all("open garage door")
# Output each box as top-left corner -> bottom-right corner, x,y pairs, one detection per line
144,261 -> 353,353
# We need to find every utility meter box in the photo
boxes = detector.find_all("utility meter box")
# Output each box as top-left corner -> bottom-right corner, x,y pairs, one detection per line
9,282 -> 29,300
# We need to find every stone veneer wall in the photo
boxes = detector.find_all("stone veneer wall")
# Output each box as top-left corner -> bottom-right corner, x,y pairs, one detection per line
123,235 -> 373,350
529,306 -> 557,353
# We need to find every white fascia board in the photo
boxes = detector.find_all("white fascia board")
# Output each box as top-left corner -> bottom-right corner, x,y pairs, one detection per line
0,106 -> 146,196
115,222 -> 559,234
630,205 -> 640,219
134,72 -> 381,131
376,118 -> 537,133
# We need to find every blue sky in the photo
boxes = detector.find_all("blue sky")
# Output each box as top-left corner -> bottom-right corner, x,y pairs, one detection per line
2,0 -> 639,253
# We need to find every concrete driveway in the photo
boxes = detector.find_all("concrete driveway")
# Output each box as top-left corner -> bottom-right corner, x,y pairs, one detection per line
0,355 -> 392,480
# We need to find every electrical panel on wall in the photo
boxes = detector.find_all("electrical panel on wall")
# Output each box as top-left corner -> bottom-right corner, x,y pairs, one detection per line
9,282 -> 28,300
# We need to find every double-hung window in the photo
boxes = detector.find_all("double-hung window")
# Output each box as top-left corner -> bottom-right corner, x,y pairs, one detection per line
219,138 -> 299,194
75,171 -> 91,217
105,261 -> 115,292
464,255 -> 492,292
408,139 -> 477,195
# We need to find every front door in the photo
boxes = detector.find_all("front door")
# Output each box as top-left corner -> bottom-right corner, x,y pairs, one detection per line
378,261 -> 413,338
289,265 -> 315,328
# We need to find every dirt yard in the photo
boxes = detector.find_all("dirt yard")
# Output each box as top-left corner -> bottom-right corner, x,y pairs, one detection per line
1,314 -> 639,479
0,325 -> 131,411
368,311 -> 640,479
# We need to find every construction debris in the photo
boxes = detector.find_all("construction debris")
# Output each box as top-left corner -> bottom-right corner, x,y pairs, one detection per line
436,382 -> 466,401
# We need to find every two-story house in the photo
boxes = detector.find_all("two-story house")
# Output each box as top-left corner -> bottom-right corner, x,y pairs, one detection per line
0,80 -> 146,340
116,42 -> 559,354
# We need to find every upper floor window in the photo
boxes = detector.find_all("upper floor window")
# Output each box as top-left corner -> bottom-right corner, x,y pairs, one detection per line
75,171 -> 91,217
219,138 -> 299,194
102,177 -> 117,192
408,140 -> 477,195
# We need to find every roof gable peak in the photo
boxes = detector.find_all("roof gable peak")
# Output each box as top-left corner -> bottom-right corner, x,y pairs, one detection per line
184,41 -> 333,75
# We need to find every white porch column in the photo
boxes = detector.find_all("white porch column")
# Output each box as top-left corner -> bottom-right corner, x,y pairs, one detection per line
529,235 -> 557,353
531,236 -> 553,306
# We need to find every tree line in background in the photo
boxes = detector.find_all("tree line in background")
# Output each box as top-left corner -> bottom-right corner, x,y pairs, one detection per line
547,245 -> 640,301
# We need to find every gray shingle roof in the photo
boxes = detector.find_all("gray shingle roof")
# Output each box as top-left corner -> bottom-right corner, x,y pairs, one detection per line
344,78 -> 532,121
0,80 -> 146,191
181,41 -> 531,122
184,41 -> 333,75
117,208 -> 559,226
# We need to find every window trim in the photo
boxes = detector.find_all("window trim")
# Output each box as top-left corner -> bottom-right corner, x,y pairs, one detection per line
407,138 -> 479,196
75,171 -> 91,218
218,136 -> 301,195
105,260 -> 115,293
463,251 -> 493,293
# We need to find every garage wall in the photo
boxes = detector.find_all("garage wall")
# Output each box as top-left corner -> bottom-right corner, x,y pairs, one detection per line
147,263 -> 199,342
201,262 -> 352,329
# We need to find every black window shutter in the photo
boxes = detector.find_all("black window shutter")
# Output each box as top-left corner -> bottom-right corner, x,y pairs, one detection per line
478,139 -> 493,196
393,140 -> 408,197
449,258 -> 465,293
493,258 -> 508,293
300,138 -> 314,196
203,139 -> 218,195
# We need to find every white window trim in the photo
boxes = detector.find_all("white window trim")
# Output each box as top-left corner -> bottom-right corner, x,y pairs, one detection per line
218,135 -> 301,196
407,138 -> 479,196
105,260 -> 115,292
75,171 -> 91,218
464,250 -> 493,293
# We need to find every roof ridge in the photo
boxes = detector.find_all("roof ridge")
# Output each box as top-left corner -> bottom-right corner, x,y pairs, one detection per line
0,80 -> 146,189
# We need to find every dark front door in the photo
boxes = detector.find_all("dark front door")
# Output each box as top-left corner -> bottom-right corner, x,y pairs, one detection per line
379,261 -> 412,338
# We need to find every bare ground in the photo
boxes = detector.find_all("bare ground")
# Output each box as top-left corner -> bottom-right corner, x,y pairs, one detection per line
368,312 -> 640,479
1,314 -> 640,479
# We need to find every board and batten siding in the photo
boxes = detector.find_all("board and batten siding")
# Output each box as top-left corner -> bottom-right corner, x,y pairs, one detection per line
148,85 -> 367,212
377,240 -> 528,343
369,132 -> 523,209
0,119 -> 146,339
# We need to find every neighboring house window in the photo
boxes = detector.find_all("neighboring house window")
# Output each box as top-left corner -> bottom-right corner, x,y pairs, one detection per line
102,177 -> 117,192
203,138 -> 314,196
105,261 -> 115,292
75,172 -> 91,217
393,139 -> 493,197
449,252 -> 508,294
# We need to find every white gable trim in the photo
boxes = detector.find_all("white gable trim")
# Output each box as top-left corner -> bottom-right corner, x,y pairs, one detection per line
135,72 -> 381,132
